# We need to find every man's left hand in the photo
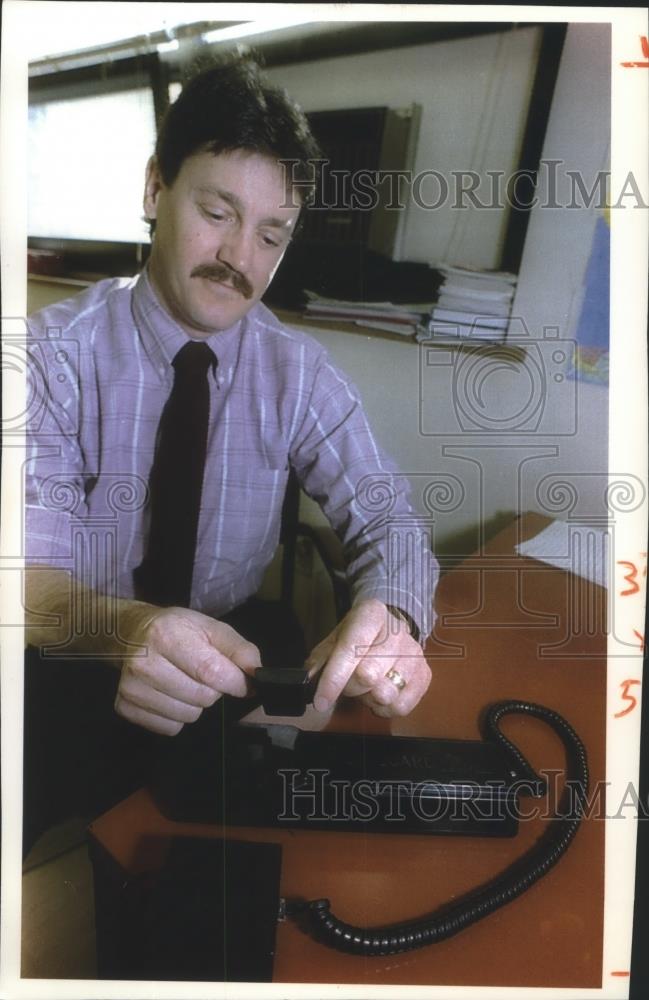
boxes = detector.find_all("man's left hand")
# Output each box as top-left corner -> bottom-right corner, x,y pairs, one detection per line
307,598 -> 431,718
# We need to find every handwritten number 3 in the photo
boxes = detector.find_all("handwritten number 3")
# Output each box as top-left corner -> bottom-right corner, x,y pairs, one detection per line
618,561 -> 640,596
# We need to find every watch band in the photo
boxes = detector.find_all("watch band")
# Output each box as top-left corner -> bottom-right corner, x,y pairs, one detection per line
386,604 -> 421,645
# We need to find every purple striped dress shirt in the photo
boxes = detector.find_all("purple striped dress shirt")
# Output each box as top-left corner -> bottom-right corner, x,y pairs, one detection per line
25,269 -> 437,641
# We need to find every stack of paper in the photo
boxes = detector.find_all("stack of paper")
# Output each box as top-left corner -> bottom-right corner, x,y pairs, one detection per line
304,291 -> 429,337
417,264 -> 518,343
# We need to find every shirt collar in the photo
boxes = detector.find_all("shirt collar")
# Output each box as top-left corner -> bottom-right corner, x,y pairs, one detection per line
131,266 -> 250,380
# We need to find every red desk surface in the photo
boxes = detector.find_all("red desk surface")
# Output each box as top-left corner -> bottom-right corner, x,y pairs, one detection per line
89,513 -> 606,988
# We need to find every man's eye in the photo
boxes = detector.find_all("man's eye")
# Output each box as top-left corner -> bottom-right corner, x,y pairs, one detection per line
202,207 -> 228,222
260,233 -> 281,248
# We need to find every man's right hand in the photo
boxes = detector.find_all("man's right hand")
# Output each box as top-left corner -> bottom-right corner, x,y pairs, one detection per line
115,606 -> 261,735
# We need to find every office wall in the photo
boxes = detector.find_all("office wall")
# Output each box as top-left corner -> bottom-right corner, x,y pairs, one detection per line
299,22 -> 611,559
266,28 -> 541,269
509,21 -> 611,521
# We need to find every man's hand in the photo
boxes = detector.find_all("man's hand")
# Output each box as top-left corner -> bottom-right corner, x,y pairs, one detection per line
116,607 -> 261,735
306,598 -> 431,718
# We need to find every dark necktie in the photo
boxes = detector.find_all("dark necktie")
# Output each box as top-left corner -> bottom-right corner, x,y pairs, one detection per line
134,341 -> 216,607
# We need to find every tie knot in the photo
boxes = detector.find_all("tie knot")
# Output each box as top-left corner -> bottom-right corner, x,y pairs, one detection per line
173,341 -> 217,377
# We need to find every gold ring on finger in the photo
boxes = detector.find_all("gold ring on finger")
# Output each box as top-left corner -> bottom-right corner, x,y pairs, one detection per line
385,667 -> 407,692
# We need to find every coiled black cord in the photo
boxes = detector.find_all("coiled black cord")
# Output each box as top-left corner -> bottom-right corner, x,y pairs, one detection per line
297,700 -> 589,956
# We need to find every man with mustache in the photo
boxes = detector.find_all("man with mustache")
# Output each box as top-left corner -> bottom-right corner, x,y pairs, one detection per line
24,57 -> 437,852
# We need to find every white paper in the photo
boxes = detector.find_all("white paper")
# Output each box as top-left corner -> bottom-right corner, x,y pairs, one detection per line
515,519 -> 610,589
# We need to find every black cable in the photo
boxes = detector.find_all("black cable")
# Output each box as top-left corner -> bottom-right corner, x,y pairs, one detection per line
293,700 -> 589,956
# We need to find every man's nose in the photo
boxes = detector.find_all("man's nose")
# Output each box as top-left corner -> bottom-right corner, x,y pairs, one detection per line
216,224 -> 253,274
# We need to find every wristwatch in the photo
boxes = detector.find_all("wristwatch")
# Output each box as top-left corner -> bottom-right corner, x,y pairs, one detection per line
386,604 -> 421,645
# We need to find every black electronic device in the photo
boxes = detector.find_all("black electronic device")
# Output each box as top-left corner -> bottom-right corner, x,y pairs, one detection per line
208,721 -> 543,837
155,695 -> 544,838
139,838 -> 282,982
150,700 -> 589,960
92,836 -> 282,982
253,667 -> 317,716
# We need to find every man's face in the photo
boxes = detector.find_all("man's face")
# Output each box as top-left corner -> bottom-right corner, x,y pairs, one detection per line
143,149 -> 301,336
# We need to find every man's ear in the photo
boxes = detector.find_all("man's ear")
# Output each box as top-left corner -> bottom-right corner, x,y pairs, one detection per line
143,156 -> 164,221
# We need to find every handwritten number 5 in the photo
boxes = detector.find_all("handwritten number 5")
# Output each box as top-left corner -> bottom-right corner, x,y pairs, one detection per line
615,679 -> 641,718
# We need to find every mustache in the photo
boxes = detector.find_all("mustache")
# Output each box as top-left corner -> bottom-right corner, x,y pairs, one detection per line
191,262 -> 254,300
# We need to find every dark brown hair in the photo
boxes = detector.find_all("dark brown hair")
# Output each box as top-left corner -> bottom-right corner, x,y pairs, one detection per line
155,53 -> 321,201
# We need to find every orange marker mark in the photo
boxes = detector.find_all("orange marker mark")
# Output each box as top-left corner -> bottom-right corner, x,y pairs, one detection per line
614,678 -> 641,718
618,560 -> 640,596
